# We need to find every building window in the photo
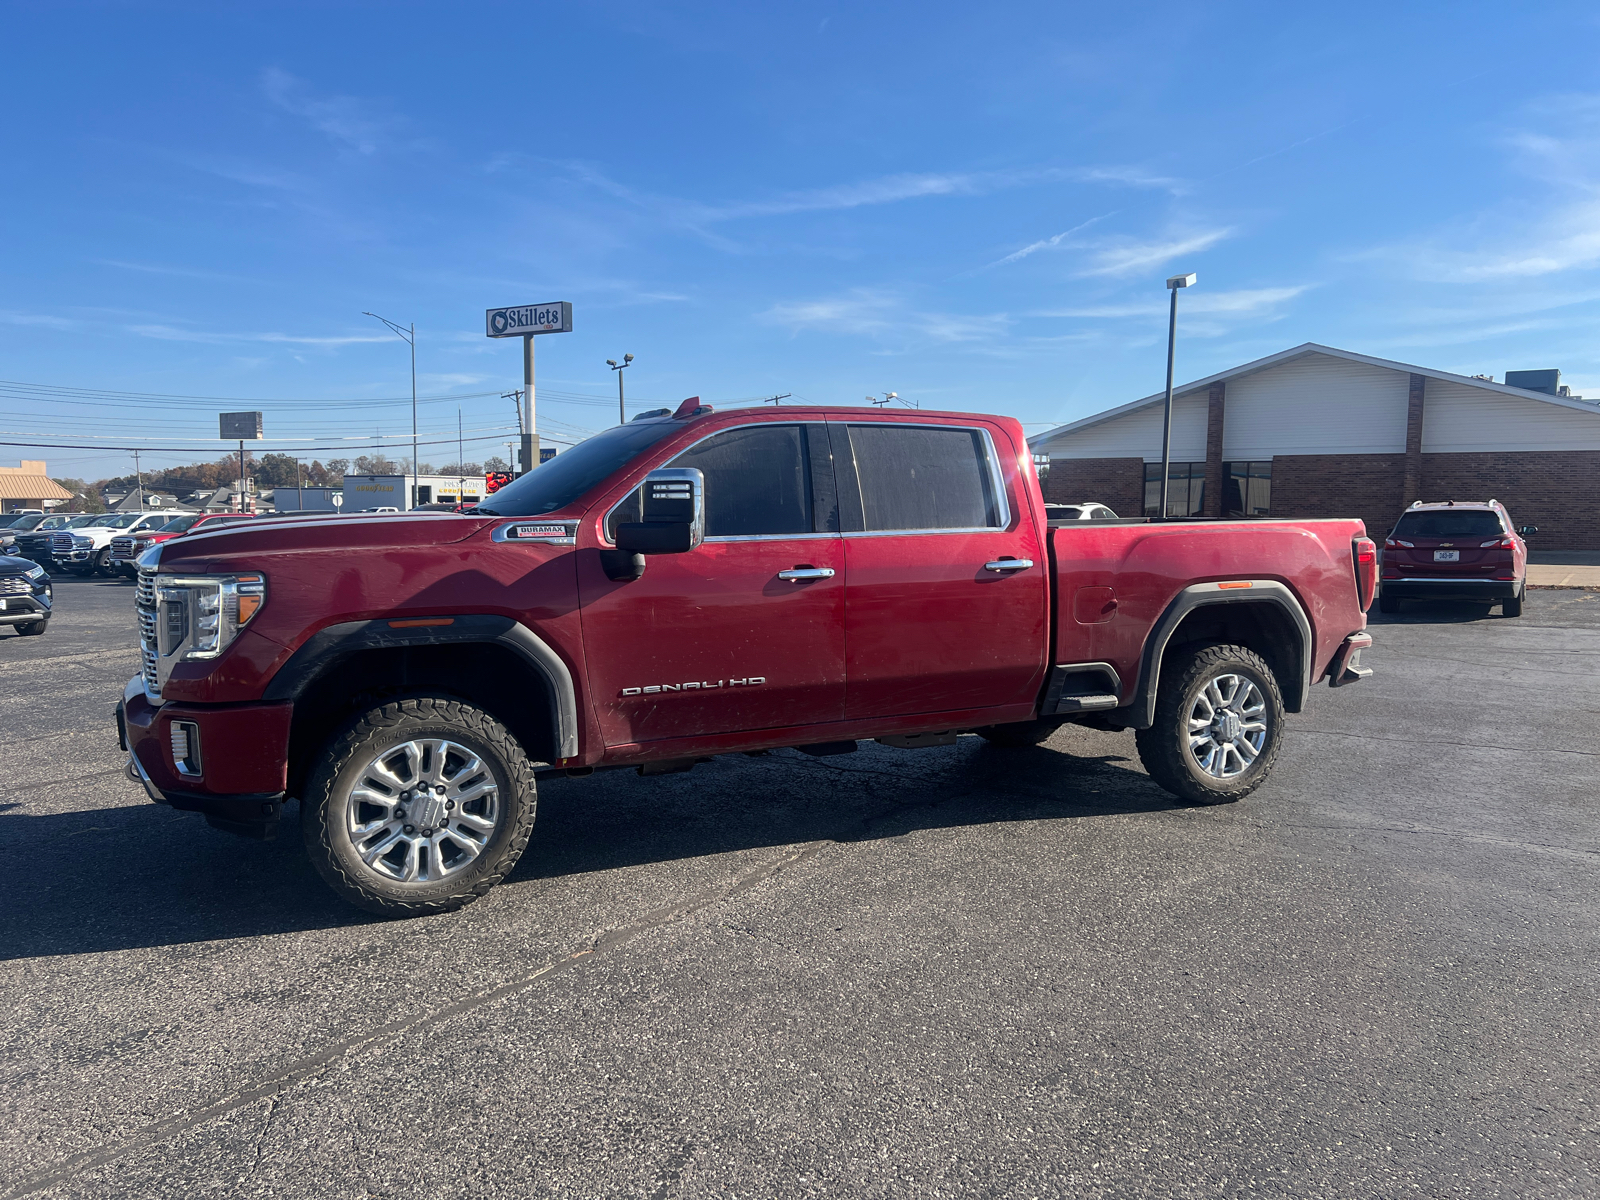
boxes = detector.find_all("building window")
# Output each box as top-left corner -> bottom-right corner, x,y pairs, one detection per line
1222,461 -> 1272,518
1032,452 -> 1050,480
1144,462 -> 1205,517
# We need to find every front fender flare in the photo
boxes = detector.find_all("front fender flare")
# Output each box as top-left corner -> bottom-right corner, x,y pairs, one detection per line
262,614 -> 579,759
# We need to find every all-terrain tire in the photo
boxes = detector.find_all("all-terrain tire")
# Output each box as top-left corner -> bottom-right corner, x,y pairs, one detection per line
1134,643 -> 1284,806
92,548 -> 114,576
14,621 -> 46,636
974,718 -> 1063,747
1378,592 -> 1400,614
302,695 -> 537,917
1503,585 -> 1524,618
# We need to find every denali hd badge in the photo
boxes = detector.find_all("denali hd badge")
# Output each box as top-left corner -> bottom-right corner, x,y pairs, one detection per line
621,677 -> 766,697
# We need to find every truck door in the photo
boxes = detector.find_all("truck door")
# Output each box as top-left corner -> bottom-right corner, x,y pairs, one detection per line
577,421 -> 846,747
830,420 -> 1048,720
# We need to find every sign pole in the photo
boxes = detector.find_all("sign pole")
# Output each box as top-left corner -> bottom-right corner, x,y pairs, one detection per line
522,334 -> 539,475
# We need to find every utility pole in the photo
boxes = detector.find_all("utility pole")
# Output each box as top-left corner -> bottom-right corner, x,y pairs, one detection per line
458,408 -> 464,497
238,440 -> 246,512
132,449 -> 144,510
363,312 -> 418,505
607,354 -> 634,424
761,394 -> 792,406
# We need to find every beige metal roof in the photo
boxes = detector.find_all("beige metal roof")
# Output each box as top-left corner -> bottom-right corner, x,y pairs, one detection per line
0,474 -> 73,501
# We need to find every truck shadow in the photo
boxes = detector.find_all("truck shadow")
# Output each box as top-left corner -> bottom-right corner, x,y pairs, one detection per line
1367,600 -> 1505,625
0,734 -> 1187,961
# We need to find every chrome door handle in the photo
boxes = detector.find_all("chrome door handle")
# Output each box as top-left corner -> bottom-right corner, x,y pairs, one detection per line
984,558 -> 1034,572
777,567 -> 836,582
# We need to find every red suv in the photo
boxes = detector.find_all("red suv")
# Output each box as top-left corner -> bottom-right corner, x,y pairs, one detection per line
1379,500 -> 1532,616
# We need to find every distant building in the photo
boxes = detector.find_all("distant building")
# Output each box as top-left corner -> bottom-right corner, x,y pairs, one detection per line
1029,343 -> 1600,549
0,460 -> 73,512
343,473 -> 486,511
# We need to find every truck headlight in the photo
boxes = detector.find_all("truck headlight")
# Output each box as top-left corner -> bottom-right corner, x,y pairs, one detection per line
155,573 -> 267,660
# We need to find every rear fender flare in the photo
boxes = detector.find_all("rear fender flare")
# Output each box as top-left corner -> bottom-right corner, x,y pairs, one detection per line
1126,581 -> 1313,729
262,614 -> 578,759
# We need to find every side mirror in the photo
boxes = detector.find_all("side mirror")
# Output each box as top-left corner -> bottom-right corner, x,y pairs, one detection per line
1519,525 -> 1538,537
615,468 -> 704,555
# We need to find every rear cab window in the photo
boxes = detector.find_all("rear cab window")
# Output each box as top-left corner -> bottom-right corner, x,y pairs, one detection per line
832,422 -> 1008,533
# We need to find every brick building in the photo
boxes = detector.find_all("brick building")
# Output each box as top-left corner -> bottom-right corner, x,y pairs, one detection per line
1028,344 -> 1600,549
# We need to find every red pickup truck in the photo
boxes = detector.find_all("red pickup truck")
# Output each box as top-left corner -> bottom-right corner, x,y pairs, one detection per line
119,402 -> 1376,916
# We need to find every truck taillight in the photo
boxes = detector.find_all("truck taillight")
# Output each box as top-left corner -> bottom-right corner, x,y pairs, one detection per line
1353,537 -> 1377,612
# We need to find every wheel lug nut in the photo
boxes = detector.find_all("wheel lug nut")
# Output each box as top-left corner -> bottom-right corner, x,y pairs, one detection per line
403,824 -> 415,834
445,800 -> 454,810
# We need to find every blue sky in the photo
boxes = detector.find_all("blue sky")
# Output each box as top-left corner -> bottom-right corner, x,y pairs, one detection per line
3,1 -> 1599,482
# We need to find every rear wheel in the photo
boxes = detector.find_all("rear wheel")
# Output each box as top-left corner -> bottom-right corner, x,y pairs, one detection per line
1503,585 -> 1524,618
1378,592 -> 1400,614
1135,644 -> 1284,805
974,717 -> 1062,747
302,696 -> 537,917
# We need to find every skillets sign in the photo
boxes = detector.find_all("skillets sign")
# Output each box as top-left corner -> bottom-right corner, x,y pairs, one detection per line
485,302 -> 573,337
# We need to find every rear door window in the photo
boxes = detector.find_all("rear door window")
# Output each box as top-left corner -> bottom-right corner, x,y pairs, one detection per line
839,424 -> 1004,532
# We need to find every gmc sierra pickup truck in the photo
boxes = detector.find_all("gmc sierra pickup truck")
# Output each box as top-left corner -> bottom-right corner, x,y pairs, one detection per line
118,402 -> 1376,916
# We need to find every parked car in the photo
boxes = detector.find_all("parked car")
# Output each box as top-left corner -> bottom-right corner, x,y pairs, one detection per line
12,513 -> 82,563
120,402 -> 1377,915
0,552 -> 51,636
110,512 -> 255,577
1045,502 -> 1121,520
51,511 -> 186,577
1379,499 -> 1531,616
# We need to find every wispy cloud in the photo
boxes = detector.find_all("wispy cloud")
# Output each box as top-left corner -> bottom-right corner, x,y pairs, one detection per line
1074,166 -> 1188,195
1039,286 -> 1312,319
262,68 -> 409,155
1363,92 -> 1600,281
761,289 -> 1010,345
0,311 -> 77,332
991,213 -> 1118,266
1076,228 -> 1234,277
127,324 -> 394,346
92,259 -> 261,283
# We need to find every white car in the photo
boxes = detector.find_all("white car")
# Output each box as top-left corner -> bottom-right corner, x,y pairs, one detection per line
1045,503 -> 1120,521
49,511 -> 192,576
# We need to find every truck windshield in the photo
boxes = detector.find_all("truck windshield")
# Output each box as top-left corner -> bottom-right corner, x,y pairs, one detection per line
472,420 -> 683,516
158,514 -> 203,534
1392,510 -> 1503,538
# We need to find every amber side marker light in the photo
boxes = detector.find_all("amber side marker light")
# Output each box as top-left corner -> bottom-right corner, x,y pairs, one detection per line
388,618 -> 456,629
1217,581 -> 1253,590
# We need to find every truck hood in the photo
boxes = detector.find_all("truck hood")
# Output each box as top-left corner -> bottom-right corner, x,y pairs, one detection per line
151,513 -> 492,572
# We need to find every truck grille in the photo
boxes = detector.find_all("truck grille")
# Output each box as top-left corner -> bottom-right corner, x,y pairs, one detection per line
136,568 -> 160,696
0,576 -> 29,595
50,533 -> 75,553
111,537 -> 136,558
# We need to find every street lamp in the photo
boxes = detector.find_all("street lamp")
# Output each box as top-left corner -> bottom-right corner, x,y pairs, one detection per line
607,354 -> 633,424
1158,273 -> 1197,520
363,312 -> 417,506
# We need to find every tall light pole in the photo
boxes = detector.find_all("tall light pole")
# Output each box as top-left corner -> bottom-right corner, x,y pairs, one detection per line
363,312 -> 417,507
607,354 -> 633,424
1158,273 -> 1197,520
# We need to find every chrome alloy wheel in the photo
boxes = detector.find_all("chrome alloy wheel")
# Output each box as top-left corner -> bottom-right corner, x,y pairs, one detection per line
1186,673 -> 1269,779
342,738 -> 501,884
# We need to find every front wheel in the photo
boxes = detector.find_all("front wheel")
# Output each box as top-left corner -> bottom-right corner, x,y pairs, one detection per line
13,621 -> 45,636
1135,644 -> 1284,805
302,696 -> 538,917
92,549 -> 114,576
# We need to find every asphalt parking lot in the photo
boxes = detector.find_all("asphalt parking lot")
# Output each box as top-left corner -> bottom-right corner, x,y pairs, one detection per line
1,574 -> 1596,1199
